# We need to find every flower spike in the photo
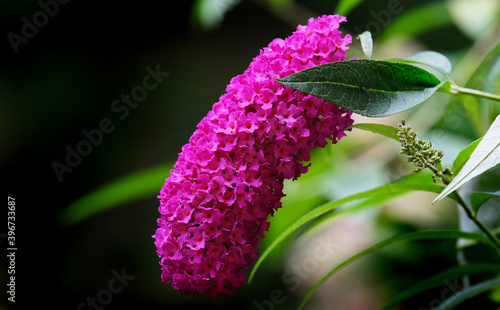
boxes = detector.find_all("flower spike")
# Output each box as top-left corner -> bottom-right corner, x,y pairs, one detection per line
153,15 -> 353,298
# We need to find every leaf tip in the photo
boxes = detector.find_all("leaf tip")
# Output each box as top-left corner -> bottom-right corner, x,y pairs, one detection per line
357,31 -> 373,60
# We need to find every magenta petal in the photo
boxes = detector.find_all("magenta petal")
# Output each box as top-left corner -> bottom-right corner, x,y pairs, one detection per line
154,14 -> 354,298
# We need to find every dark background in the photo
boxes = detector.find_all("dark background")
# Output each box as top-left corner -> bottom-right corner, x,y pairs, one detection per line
0,0 -> 481,309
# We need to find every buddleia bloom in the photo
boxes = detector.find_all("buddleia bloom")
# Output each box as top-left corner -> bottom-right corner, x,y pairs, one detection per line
153,14 -> 354,298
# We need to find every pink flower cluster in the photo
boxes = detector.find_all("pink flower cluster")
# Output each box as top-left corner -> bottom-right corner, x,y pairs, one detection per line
154,15 -> 353,298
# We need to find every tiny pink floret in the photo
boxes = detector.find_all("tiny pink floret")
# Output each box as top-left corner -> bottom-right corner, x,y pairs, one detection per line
154,15 -> 353,298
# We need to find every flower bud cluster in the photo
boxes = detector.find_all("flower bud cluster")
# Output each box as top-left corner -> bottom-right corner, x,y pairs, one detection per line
398,120 -> 452,182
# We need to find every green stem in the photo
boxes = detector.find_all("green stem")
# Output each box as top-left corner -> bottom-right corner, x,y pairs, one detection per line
442,82 -> 500,102
429,165 -> 500,255
452,191 -> 500,253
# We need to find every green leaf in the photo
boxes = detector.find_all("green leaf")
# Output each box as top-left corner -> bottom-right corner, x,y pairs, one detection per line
452,138 -> 482,175
59,163 -> 172,227
335,0 -> 365,16
277,60 -> 443,117
298,230 -> 495,310
396,51 -> 452,76
248,178 -> 450,283
470,191 -> 500,218
357,31 -> 373,60
382,263 -> 500,309
448,42 -> 500,136
350,123 -> 400,141
299,172 -> 436,240
432,277 -> 500,310
301,190 -> 406,240
387,52 -> 452,92
434,115 -> 500,203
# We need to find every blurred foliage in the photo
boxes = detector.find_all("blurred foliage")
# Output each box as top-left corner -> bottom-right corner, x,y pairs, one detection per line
59,162 -> 172,227
3,0 -> 500,309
